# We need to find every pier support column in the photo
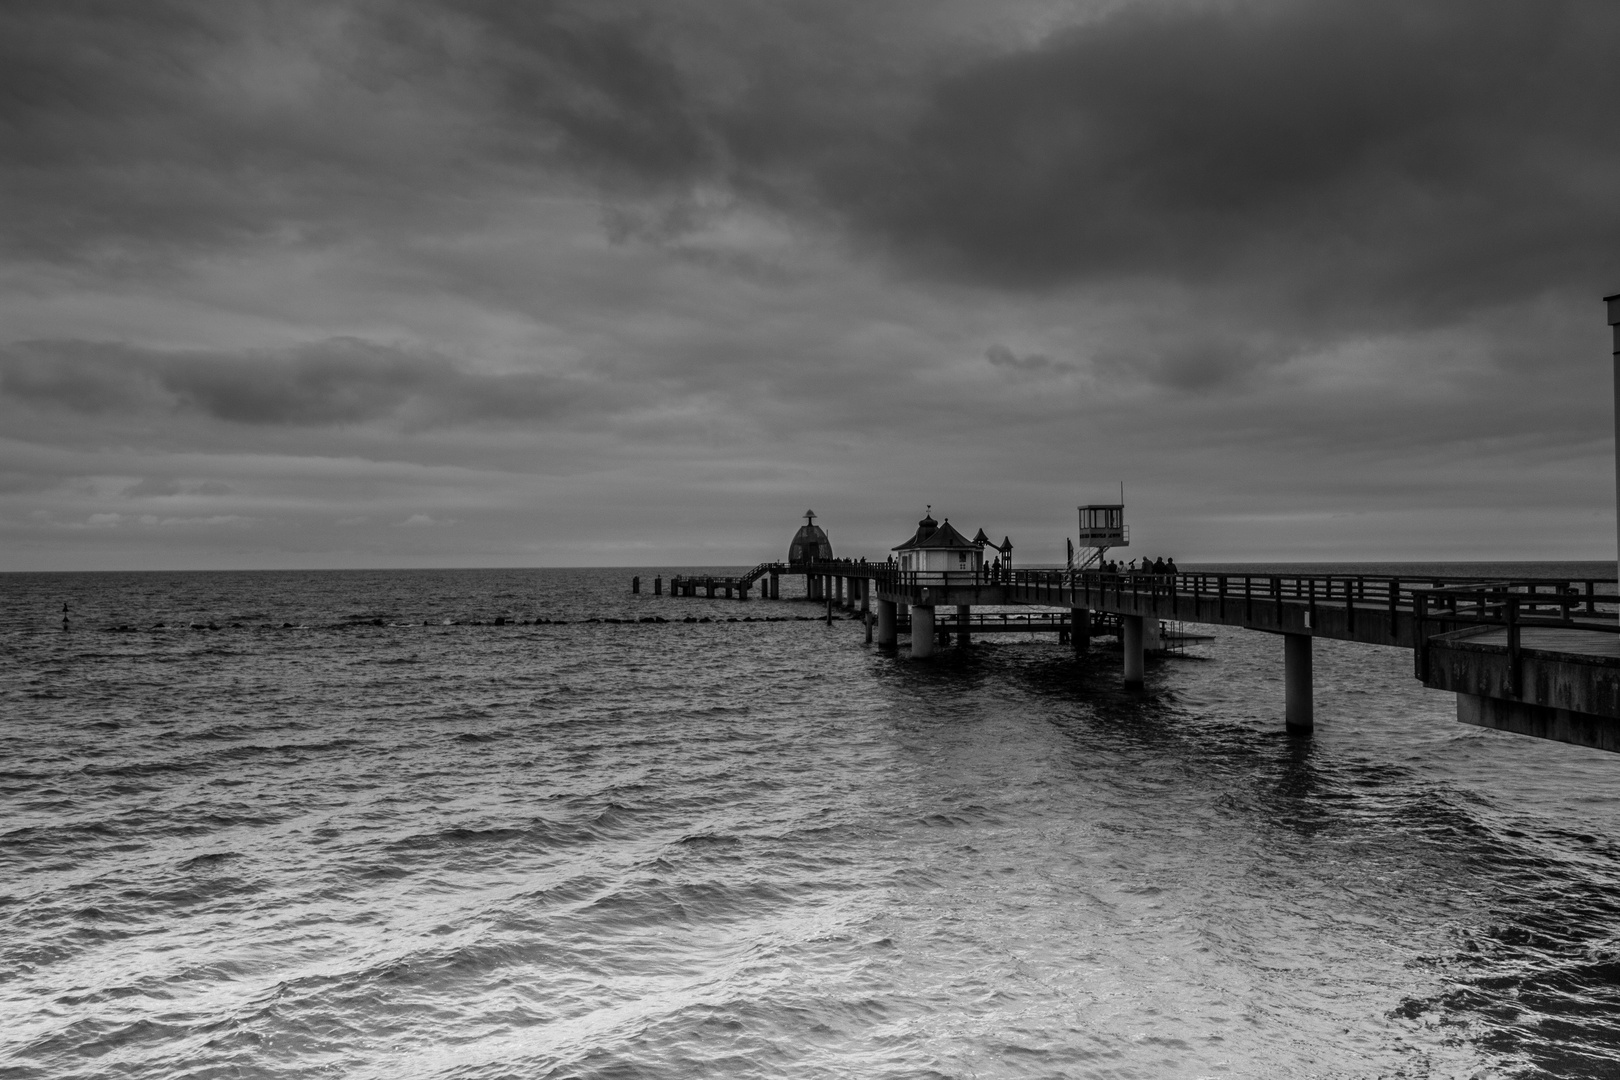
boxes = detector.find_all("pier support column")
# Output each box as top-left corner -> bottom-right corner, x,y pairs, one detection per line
836,575 -> 844,606
1122,615 -> 1145,688
1072,607 -> 1089,654
956,604 -> 971,647
861,580 -> 872,643
911,605 -> 936,658
654,576 -> 662,596
1285,633 -> 1314,733
877,599 -> 897,646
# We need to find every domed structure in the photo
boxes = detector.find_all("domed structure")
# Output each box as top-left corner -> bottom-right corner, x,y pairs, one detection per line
788,510 -> 834,565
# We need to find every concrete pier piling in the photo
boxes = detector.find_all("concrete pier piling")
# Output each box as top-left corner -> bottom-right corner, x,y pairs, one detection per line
1072,607 -> 1090,654
957,604 -> 971,647
1285,633 -> 1314,733
1122,615 -> 1145,688
861,580 -> 872,643
877,599 -> 897,646
632,576 -> 640,594
654,576 -> 661,596
912,605 -> 936,658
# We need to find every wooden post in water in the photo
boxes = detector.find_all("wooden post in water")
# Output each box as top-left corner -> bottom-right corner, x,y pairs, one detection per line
654,576 -> 662,596
1072,607 -> 1089,654
632,576 -> 640,594
956,604 -> 971,647
861,579 -> 872,643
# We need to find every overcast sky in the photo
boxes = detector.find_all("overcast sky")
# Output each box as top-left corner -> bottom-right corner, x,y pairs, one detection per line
4,0 -> 1619,570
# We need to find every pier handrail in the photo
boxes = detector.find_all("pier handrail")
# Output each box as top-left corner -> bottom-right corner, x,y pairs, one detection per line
835,564 -> 1618,618
739,562 -> 782,588
1412,584 -> 1620,635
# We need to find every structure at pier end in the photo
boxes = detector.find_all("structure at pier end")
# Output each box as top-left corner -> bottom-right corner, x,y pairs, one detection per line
787,510 -> 833,565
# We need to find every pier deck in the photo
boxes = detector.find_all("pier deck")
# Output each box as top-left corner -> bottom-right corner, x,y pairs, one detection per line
653,558 -> 1620,754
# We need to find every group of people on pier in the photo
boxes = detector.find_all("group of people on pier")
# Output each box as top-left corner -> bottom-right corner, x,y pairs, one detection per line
1099,556 -> 1178,577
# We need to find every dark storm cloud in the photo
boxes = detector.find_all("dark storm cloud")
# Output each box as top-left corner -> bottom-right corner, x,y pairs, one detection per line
13,0 -> 1616,327
812,0 -> 1620,321
362,0 -> 1620,329
0,0 -> 728,266
425,0 -> 710,180
0,339 -> 595,425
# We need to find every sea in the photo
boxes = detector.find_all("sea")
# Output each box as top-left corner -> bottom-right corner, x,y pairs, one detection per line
4,562 -> 1620,1080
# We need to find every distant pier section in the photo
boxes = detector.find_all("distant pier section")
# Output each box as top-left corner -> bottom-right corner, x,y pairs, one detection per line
637,298 -> 1620,756
646,505 -> 1620,756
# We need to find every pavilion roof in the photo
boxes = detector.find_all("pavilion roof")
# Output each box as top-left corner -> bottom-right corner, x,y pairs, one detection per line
893,517 -> 978,551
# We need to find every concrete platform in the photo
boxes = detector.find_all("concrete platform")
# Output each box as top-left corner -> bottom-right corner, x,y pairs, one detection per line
1422,624 -> 1620,751
1463,625 -> 1620,660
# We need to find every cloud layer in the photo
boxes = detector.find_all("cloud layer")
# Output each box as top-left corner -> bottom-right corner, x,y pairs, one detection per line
0,339 -> 596,425
1,0 -> 1616,568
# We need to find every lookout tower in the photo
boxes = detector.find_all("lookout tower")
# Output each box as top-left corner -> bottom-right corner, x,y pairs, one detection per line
1075,504 -> 1128,571
788,510 -> 834,565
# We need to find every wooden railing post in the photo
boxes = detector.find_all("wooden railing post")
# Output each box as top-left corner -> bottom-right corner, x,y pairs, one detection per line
1506,595 -> 1521,697
1389,576 -> 1401,639
1415,591 -> 1428,678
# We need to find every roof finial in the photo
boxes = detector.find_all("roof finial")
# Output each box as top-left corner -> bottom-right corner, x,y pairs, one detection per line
805,509 -> 816,524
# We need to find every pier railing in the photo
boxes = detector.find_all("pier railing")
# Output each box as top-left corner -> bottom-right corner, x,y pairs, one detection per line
833,566 -> 1618,645
856,565 -> 1616,607
1412,583 -> 1620,691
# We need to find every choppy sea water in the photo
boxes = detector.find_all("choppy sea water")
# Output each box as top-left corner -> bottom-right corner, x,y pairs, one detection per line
5,564 -> 1620,1080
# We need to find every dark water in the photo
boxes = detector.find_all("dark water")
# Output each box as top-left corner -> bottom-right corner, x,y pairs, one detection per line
5,565 -> 1620,1079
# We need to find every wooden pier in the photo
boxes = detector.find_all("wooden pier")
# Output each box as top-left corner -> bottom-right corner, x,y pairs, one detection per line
653,558 -> 1620,754
636,298 -> 1620,755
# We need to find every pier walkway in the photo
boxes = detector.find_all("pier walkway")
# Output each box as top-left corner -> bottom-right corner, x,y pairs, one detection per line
757,560 -> 1620,752
647,559 -> 1620,754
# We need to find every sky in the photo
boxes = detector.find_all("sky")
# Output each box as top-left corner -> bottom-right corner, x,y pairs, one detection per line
3,0 -> 1619,570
